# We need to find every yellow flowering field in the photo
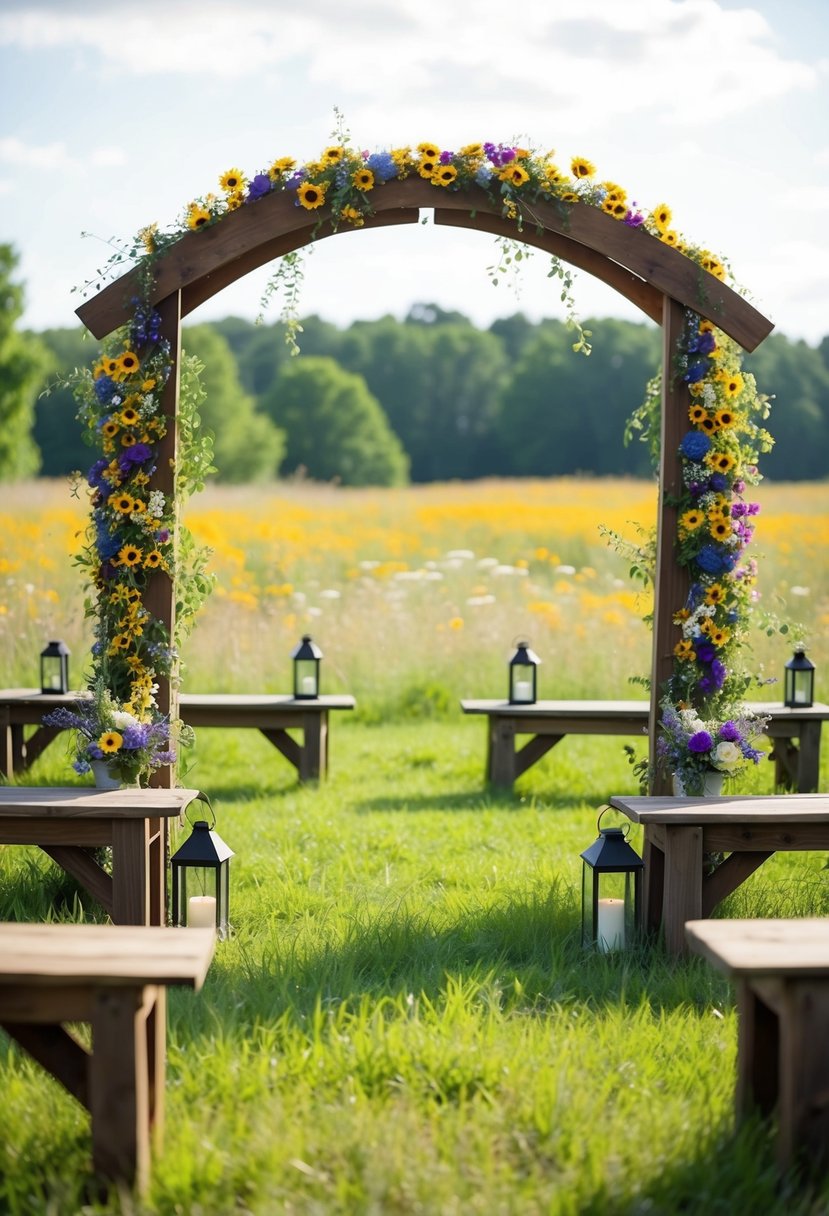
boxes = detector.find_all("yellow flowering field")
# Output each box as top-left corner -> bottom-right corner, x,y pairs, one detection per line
1,478 -> 826,707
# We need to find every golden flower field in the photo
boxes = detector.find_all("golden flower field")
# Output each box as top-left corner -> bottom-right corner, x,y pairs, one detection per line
1,477 -> 826,710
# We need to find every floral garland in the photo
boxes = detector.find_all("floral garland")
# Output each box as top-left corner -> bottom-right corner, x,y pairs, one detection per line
74,126 -> 772,789
654,311 -> 773,792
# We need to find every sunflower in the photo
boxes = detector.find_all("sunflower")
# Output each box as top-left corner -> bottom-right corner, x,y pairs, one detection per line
187,204 -> 212,230
297,182 -> 327,210
144,550 -> 163,569
107,633 -> 131,654
117,544 -> 143,567
109,493 -> 134,514
433,164 -> 459,187
98,731 -> 123,754
570,157 -> 595,178
417,143 -> 440,160
104,357 -> 120,376
460,142 -> 484,158
652,203 -> 672,232
688,404 -> 708,425
602,181 -> 627,203
674,639 -> 695,661
269,156 -> 296,180
560,191 -> 580,203
602,198 -> 628,220
706,451 -> 737,474
120,432 -> 138,448
418,160 -> 436,179
701,253 -> 725,280
500,164 -> 529,187
142,378 -> 156,392
699,415 -> 717,434
225,190 -> 245,212
679,509 -> 704,533
709,627 -> 730,646
102,420 -> 120,439
720,372 -> 744,399
714,408 -> 737,429
709,519 -> 732,541
322,146 -> 346,164
219,168 -> 245,193
704,584 -> 725,605
118,351 -> 140,376
660,229 -> 679,247
352,168 -> 375,191
119,408 -> 140,427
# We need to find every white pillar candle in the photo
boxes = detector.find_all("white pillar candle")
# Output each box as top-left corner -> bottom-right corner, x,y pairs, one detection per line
596,898 -> 625,952
188,894 -> 216,929
301,675 -> 316,694
794,689 -> 808,704
513,680 -> 532,702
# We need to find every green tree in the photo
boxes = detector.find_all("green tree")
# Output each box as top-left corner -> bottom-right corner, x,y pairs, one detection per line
0,245 -> 45,479
743,333 -> 829,480
261,356 -> 409,486
34,326 -> 95,476
181,325 -> 285,482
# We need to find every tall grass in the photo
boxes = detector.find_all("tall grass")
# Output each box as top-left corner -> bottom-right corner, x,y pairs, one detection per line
0,478 -> 828,1213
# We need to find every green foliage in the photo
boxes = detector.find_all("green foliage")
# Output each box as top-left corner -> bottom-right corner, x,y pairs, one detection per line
181,326 -> 284,482
0,245 -> 46,480
261,355 -> 409,486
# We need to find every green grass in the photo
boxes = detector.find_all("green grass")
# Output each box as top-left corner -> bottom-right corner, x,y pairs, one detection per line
1,720 -> 829,1214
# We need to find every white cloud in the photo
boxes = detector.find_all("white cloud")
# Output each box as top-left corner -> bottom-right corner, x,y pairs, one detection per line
0,135 -> 73,168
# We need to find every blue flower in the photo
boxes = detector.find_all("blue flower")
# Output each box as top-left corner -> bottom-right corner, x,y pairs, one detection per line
684,359 -> 709,384
696,544 -> 736,575
366,152 -> 396,183
94,375 -> 118,403
247,173 -> 272,202
680,431 -> 711,461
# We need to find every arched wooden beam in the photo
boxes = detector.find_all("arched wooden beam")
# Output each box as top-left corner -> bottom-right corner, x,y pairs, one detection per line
76,177 -> 773,350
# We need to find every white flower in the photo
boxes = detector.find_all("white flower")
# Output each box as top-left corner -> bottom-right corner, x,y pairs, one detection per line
112,710 -> 140,729
712,740 -> 742,773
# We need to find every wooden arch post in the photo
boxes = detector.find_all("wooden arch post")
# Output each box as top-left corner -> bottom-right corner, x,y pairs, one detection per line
76,179 -> 774,791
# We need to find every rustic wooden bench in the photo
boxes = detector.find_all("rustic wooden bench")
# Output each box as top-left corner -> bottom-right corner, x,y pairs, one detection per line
0,787 -> 202,925
0,922 -> 215,1192
686,917 -> 829,1172
611,793 -> 829,955
459,698 -> 829,792
0,689 -> 355,783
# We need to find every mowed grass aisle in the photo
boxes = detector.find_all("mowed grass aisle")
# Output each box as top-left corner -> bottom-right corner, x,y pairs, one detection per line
2,720 -> 829,1214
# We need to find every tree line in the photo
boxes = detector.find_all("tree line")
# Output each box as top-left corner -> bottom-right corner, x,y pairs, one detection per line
4,244 -> 829,485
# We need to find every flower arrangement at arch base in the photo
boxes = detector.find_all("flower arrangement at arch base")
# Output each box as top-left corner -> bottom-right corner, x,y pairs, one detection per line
654,309 -> 774,796
43,681 -> 191,787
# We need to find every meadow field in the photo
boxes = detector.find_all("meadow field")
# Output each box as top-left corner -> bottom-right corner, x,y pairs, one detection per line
1,476 -> 828,1215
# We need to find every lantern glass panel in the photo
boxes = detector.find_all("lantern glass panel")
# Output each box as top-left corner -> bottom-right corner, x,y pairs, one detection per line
784,650 -> 814,708
40,640 -> 69,694
295,659 -> 319,698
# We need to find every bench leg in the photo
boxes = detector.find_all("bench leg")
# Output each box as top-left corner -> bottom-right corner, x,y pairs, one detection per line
489,720 -> 517,787
641,830 -> 665,936
777,979 -> 829,1170
90,984 -> 158,1193
299,711 -> 327,782
112,819 -> 154,926
660,825 -> 703,956
796,721 -> 822,794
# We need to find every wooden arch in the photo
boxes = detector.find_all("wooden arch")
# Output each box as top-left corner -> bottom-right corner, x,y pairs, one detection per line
76,176 -> 774,791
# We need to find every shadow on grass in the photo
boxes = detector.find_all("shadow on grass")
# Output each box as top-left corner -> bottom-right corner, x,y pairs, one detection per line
353,788 -> 590,814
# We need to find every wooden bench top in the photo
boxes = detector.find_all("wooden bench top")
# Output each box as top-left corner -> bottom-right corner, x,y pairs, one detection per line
0,923 -> 215,987
610,793 -> 829,824
460,698 -> 829,721
0,787 -> 202,819
0,688 -> 355,711
686,918 -> 829,977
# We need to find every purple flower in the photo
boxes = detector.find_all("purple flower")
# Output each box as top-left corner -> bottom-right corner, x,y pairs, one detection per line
121,723 -> 152,750
119,443 -> 153,469
688,730 -> 713,753
439,150 -> 455,165
247,173 -> 272,202
695,641 -> 717,664
624,210 -> 645,227
156,528 -> 170,544
87,458 -> 110,492
680,431 -> 711,461
719,721 -> 742,742
709,473 -> 728,492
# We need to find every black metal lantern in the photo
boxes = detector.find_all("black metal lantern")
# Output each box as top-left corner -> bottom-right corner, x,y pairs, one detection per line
171,808 -> 234,940
292,635 -> 323,700
580,810 -> 643,952
508,640 -> 540,704
784,647 -> 815,708
40,639 -> 70,694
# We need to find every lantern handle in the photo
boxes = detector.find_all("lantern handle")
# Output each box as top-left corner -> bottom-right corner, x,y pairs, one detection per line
596,804 -> 631,839
186,790 -> 217,830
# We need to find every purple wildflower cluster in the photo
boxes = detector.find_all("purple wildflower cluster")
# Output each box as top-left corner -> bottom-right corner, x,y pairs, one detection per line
658,700 -> 767,795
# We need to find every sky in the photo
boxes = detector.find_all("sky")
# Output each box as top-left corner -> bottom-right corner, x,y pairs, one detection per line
1,0 -> 828,345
